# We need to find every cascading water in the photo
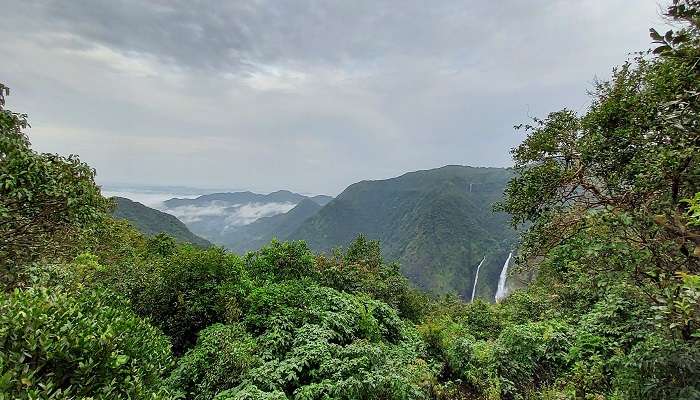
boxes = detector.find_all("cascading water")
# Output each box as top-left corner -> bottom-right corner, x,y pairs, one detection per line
470,256 -> 486,302
495,252 -> 513,302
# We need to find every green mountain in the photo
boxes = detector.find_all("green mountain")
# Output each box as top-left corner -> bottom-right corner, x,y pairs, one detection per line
310,195 -> 333,206
112,197 -> 212,247
290,165 -> 517,300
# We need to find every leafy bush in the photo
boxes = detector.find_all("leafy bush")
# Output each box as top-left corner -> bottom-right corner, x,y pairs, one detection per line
0,287 -> 173,399
168,323 -> 259,399
126,245 -> 245,353
494,320 -> 572,397
314,235 -> 430,321
245,240 -> 316,283
217,282 -> 430,399
615,334 -> 700,400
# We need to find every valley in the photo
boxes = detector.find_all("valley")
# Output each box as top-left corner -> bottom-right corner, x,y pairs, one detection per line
113,165 -> 518,301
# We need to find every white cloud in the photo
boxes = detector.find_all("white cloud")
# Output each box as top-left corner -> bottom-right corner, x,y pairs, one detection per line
165,202 -> 233,223
164,201 -> 295,226
224,202 -> 296,227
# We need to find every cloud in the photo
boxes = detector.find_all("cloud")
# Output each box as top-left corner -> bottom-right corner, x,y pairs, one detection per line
0,0 -> 669,195
164,201 -> 295,226
165,202 -> 233,224
224,202 -> 297,227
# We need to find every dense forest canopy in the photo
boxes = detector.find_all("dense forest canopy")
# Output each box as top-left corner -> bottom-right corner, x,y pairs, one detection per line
1,1 -> 699,399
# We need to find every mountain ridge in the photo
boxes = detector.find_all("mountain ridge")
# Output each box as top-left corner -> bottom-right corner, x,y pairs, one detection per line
111,197 -> 212,247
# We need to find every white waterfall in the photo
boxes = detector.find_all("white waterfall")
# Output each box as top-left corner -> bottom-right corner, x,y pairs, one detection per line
470,256 -> 486,302
495,252 -> 513,302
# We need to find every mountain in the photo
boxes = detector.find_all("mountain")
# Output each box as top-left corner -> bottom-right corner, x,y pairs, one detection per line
111,197 -> 212,247
163,190 -> 307,208
310,195 -> 333,206
289,165 -> 517,300
160,190 -> 332,246
223,198 -> 322,253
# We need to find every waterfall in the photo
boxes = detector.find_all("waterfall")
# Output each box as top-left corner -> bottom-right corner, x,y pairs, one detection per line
470,256 -> 486,302
495,252 -> 513,302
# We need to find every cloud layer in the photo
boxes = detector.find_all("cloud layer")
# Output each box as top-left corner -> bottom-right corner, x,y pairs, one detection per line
0,0 -> 667,194
165,201 -> 296,227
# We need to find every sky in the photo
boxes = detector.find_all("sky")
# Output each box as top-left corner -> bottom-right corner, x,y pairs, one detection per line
1,1 -> 669,195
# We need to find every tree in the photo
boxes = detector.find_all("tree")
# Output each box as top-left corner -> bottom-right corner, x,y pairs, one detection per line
0,85 -> 109,288
493,1 -> 700,397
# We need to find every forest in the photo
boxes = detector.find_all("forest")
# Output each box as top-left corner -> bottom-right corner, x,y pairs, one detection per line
0,1 -> 699,399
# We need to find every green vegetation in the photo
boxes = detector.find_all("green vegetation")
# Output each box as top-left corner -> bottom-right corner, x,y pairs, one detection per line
1,2 -> 699,399
112,196 -> 212,247
291,165 -> 518,299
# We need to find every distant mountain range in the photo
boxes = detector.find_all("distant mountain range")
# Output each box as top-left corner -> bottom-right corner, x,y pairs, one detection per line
111,197 -> 212,247
160,190 -> 332,245
113,165 -> 517,300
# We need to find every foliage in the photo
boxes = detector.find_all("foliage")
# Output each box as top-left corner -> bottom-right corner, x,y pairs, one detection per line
0,87 -> 109,288
122,245 -> 245,353
491,1 -> 700,398
168,323 -> 259,400
315,235 -> 430,321
0,287 -> 173,399
2,1 -> 700,399
226,282 -> 431,400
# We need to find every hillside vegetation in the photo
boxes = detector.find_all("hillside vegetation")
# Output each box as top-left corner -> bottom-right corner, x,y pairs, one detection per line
112,196 -> 212,247
291,165 -> 517,299
0,2 -> 699,399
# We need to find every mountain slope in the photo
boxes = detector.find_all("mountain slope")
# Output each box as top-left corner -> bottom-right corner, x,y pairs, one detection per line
223,198 -> 322,253
290,165 -> 517,299
112,197 -> 212,247
310,195 -> 333,206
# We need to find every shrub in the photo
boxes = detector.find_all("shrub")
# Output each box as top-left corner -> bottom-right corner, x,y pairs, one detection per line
234,282 -> 431,398
127,245 -> 245,353
0,287 -> 173,399
494,319 -> 572,397
245,240 -> 316,282
614,334 -> 700,400
168,323 -> 260,399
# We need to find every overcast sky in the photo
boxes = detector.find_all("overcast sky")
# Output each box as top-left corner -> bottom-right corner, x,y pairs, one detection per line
1,1 -> 668,195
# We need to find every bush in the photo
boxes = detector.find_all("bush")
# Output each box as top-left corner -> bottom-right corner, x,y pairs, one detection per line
314,235 -> 430,322
614,334 -> 700,400
232,282 -> 431,399
168,323 -> 260,399
0,287 -> 173,399
245,240 -> 316,282
126,245 -> 245,353
494,319 -> 572,397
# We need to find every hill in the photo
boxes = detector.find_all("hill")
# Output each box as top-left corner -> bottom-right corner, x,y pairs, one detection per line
111,197 -> 212,247
290,165 -> 517,299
